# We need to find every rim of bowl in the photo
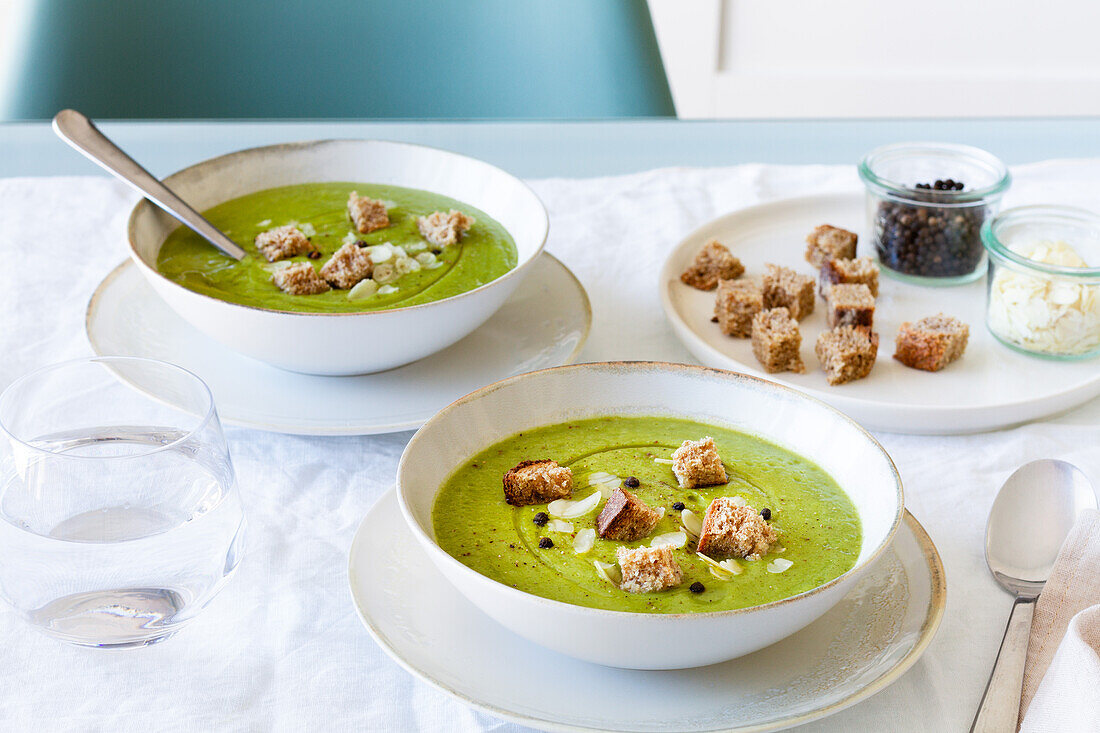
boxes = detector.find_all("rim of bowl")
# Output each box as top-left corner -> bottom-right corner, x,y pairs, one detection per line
126,138 -> 550,317
858,141 -> 1011,205
982,204 -> 1100,280
0,355 -> 216,462
396,360 -> 905,620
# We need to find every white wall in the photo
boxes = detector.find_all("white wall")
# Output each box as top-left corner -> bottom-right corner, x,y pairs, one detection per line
650,0 -> 1100,119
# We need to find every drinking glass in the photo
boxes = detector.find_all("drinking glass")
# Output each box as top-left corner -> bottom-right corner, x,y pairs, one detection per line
0,357 -> 245,648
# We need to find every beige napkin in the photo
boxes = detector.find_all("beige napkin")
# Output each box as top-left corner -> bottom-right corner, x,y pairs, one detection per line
1019,509 -> 1100,732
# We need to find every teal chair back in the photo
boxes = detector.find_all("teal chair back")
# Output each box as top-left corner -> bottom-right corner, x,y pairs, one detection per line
4,0 -> 675,119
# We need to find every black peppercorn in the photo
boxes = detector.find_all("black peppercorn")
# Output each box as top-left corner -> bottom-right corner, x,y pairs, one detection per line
538,537 -> 553,549
689,582 -> 705,594
873,179 -> 986,278
760,507 -> 771,520
672,501 -> 685,511
532,512 -> 548,527
624,476 -> 640,488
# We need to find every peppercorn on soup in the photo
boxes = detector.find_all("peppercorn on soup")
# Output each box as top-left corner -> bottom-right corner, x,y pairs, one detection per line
157,182 -> 517,313
432,416 -> 861,614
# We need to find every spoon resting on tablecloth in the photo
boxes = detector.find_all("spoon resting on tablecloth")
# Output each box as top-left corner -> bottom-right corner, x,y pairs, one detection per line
970,459 -> 1096,732
51,109 -> 246,260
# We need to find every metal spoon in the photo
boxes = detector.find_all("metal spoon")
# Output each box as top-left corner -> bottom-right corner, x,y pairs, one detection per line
51,109 -> 246,260
970,459 -> 1096,732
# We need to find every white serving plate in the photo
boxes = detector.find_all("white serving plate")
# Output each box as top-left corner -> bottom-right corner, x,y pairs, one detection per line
350,489 -> 945,732
128,139 -> 549,375
85,255 -> 589,435
659,192 -> 1100,434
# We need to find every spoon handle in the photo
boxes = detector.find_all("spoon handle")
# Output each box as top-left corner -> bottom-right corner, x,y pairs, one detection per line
52,109 -> 246,261
970,596 -> 1036,733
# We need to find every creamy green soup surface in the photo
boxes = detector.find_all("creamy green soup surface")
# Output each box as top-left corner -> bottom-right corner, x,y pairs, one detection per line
433,416 -> 862,613
156,182 -> 517,313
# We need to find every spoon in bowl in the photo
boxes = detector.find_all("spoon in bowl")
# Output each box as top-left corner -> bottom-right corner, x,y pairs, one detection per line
970,459 -> 1096,732
51,109 -> 246,260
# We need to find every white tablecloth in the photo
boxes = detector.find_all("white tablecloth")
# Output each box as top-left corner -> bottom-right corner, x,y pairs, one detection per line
1,161 -> 1098,732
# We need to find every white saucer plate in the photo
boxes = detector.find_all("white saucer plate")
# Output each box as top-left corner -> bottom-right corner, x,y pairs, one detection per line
659,192 -> 1100,434
349,489 -> 945,733
86,254 -> 590,435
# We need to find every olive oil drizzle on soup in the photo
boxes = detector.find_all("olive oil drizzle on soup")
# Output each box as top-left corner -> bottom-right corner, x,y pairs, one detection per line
156,182 -> 517,313
432,416 -> 862,614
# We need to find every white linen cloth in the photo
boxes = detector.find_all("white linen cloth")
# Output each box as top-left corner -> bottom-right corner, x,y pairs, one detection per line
0,160 -> 1098,732
1020,510 -> 1100,732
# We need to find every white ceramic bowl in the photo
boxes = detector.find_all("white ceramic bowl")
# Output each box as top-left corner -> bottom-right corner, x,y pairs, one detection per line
127,140 -> 548,375
397,362 -> 904,670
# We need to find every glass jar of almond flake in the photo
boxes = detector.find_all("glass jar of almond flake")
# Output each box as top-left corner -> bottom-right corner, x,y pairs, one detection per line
982,206 -> 1100,359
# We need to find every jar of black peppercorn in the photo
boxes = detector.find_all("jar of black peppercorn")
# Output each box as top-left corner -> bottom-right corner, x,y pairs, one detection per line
858,142 -> 1011,286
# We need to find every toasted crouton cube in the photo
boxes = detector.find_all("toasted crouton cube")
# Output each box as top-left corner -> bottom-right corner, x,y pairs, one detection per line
617,545 -> 683,593
805,224 -> 858,268
502,459 -> 573,506
671,437 -> 728,489
894,314 -> 969,372
818,256 -> 879,298
824,283 -> 875,328
763,264 -> 815,320
418,209 -> 474,248
697,497 -> 778,560
681,240 -> 745,291
751,308 -> 805,374
272,262 -> 330,295
816,326 -> 880,385
320,242 -> 374,289
347,192 -> 390,234
714,278 -> 762,337
255,225 -> 312,262
596,488 -> 662,541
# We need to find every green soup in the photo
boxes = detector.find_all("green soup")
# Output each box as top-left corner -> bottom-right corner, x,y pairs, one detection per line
432,416 -> 862,613
156,182 -> 518,313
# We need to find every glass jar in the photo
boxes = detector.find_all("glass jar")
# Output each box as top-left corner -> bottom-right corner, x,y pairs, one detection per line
859,142 -> 1011,286
982,205 -> 1100,359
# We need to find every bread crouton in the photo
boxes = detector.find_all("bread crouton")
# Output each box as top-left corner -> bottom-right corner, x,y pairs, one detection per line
502,459 -> 573,506
805,224 -> 858,268
824,283 -> 875,328
272,262 -> 330,295
255,225 -> 312,262
596,488 -> 662,541
894,314 -> 969,372
819,256 -> 879,298
347,192 -> 390,234
763,264 -> 815,320
697,497 -> 778,560
617,545 -> 683,593
751,307 -> 806,374
681,240 -> 745,291
418,209 -> 474,248
714,278 -> 762,337
320,242 -> 374,289
671,437 -> 728,489
816,326 -> 879,385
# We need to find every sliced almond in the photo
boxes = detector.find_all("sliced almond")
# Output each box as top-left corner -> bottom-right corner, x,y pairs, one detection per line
257,218 -> 273,228
594,560 -> 622,586
377,284 -> 399,295
573,528 -> 595,554
546,519 -> 574,533
367,245 -> 393,264
548,490 -> 602,519
654,458 -> 674,465
347,278 -> 379,301
767,558 -> 794,574
718,558 -> 743,575
299,223 -> 317,237
650,531 -> 687,549
729,496 -> 748,507
341,231 -> 358,246
681,508 -> 703,537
